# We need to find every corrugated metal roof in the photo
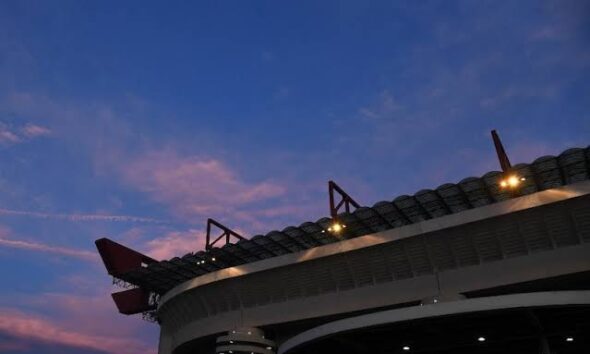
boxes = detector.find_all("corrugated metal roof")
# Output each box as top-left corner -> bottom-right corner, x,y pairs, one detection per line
121,146 -> 590,295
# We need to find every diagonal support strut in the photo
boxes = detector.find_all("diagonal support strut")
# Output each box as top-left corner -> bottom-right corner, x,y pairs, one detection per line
205,218 -> 245,250
329,180 -> 361,219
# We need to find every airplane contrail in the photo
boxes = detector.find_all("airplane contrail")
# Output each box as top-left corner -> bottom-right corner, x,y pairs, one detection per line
0,237 -> 98,261
0,208 -> 171,224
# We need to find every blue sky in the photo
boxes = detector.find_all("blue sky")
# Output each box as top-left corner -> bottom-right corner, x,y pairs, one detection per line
0,1 -> 588,353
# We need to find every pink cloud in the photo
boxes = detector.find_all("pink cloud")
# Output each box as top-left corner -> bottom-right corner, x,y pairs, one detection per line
0,122 -> 51,145
21,123 -> 51,138
0,287 -> 159,354
0,308 -> 155,354
0,128 -> 21,144
142,229 -> 205,260
120,150 -> 285,219
0,236 -> 98,262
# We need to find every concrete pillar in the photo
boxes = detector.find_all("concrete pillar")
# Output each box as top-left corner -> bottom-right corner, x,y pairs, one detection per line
216,327 -> 276,354
539,337 -> 551,354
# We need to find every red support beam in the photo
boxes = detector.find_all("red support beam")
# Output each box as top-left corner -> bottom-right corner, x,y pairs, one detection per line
491,129 -> 512,172
111,288 -> 156,315
95,238 -> 157,277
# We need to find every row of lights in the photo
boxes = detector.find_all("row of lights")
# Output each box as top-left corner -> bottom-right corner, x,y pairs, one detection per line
322,174 -> 526,237
207,173 -> 527,265
196,257 -> 216,265
220,330 -> 274,354
400,336 -> 575,351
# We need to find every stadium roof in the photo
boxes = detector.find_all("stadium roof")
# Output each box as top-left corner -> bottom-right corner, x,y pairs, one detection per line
98,146 -> 590,296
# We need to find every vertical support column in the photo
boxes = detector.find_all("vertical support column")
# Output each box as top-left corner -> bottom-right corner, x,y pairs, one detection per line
539,337 -> 552,354
216,327 -> 276,354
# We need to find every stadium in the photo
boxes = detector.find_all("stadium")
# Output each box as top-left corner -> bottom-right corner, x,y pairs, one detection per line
96,132 -> 590,354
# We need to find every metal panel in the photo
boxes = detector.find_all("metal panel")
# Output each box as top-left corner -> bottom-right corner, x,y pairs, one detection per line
559,148 -> 588,184
111,288 -> 155,315
533,156 -> 563,190
459,177 -> 492,208
414,189 -> 450,218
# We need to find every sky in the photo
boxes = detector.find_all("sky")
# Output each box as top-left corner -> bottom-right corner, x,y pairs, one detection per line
0,0 -> 588,353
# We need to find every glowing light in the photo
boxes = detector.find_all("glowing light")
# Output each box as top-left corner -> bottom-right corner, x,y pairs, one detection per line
403,346 -> 410,351
499,175 -> 525,189
327,222 -> 346,233
211,257 -> 216,261
566,337 -> 574,342
478,336 -> 486,342
508,176 -> 519,187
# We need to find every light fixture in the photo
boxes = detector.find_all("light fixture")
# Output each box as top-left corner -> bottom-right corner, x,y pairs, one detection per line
402,345 -> 410,351
327,222 -> 346,233
566,337 -> 574,342
211,257 -> 216,261
499,175 -> 525,189
478,336 -> 486,342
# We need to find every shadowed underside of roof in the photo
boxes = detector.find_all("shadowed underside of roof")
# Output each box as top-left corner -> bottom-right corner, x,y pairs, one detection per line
120,146 -> 590,295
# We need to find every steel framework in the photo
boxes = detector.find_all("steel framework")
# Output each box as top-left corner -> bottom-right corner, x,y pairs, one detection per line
205,218 -> 245,250
328,180 -> 361,218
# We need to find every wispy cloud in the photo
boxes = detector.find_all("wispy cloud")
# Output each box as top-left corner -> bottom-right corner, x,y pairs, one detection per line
0,308 -> 155,354
0,122 -> 51,146
22,123 -> 51,138
0,224 -> 96,261
0,208 -> 170,224
0,237 -> 98,261
0,126 -> 22,144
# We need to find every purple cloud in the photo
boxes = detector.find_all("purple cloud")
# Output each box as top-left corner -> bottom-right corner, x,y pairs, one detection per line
0,308 -> 155,354
120,150 -> 286,220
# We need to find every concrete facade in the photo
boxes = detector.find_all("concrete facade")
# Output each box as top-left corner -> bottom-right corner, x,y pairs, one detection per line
157,181 -> 590,354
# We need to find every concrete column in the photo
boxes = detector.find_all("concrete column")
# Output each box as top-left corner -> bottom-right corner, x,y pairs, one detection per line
216,327 -> 276,354
539,337 -> 551,354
